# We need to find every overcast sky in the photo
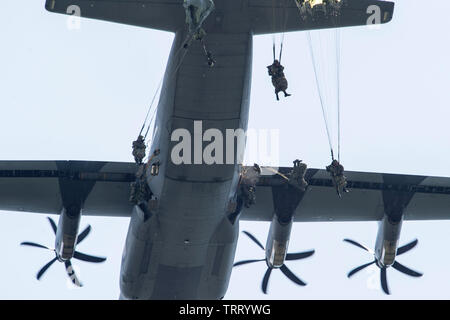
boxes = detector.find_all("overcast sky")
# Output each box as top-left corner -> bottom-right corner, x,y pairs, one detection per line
1,0 -> 450,299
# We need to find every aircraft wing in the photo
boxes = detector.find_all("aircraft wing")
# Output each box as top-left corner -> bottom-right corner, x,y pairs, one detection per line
1,161 -> 448,222
0,161 -> 135,217
241,167 -> 450,222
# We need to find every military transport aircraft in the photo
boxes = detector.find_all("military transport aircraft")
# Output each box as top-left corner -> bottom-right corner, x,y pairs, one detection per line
3,0 -> 450,299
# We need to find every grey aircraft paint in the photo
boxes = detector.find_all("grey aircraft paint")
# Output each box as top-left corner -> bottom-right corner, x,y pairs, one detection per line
0,0 -> 423,300
119,24 -> 253,298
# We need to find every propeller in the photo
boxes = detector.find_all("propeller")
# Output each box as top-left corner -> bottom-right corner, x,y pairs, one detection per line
344,238 -> 422,295
21,217 -> 107,286
234,231 -> 314,294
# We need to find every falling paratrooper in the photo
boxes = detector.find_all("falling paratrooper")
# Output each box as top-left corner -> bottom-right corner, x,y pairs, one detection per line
132,135 -> 146,165
182,0 -> 217,67
326,159 -> 348,198
239,164 -> 262,208
289,159 -> 308,192
267,60 -> 292,101
298,0 -> 349,198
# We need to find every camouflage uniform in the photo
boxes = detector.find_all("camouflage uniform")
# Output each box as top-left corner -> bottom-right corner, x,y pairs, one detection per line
132,135 -> 146,165
267,60 -> 291,101
326,159 -> 349,197
240,164 -> 261,208
289,159 -> 308,192
129,164 -> 152,204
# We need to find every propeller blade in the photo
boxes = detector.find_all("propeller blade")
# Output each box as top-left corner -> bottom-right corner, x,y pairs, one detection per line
37,257 -> 58,280
261,267 -> 272,294
286,250 -> 315,261
380,267 -> 390,295
65,260 -> 83,287
242,231 -> 265,251
47,217 -> 57,235
280,265 -> 307,286
76,225 -> 92,245
347,260 -> 376,278
73,251 -> 106,263
20,242 -> 53,251
343,239 -> 373,253
392,261 -> 423,277
233,259 -> 265,267
397,239 -> 418,256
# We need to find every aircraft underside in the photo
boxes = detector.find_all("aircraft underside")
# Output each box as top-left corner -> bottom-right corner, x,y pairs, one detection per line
8,0 -> 449,299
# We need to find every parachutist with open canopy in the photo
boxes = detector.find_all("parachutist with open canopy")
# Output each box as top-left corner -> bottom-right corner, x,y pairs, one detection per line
132,135 -> 146,165
267,60 -> 291,101
326,159 -> 349,197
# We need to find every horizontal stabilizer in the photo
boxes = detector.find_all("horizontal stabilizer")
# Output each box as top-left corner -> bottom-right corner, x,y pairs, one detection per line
44,0 -> 393,34
45,0 -> 184,32
250,0 -> 395,34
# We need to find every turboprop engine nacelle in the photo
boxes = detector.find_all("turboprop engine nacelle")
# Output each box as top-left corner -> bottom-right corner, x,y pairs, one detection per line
265,215 -> 293,268
374,214 -> 403,267
55,206 -> 82,261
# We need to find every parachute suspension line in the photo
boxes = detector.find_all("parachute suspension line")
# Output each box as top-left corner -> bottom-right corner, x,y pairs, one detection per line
270,0 -> 289,63
331,9 -> 342,163
272,36 -> 276,61
307,31 -> 335,160
278,0 -> 289,63
336,28 -> 341,162
271,0 -> 277,61
331,8 -> 343,163
279,37 -> 284,62
143,79 -> 163,139
139,43 -> 189,141
138,77 -> 162,138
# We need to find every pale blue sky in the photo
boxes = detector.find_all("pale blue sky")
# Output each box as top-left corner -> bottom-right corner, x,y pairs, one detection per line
1,0 -> 450,299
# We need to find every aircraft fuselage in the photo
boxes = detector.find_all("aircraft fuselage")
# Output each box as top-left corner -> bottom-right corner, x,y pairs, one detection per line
119,29 -> 253,299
